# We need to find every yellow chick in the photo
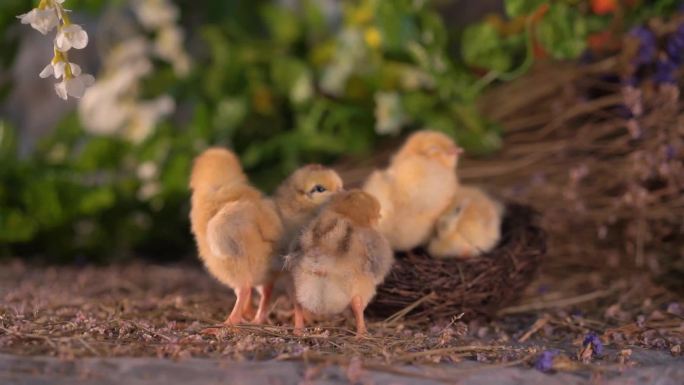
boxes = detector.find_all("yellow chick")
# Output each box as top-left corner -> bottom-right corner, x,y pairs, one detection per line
189,148 -> 283,325
285,190 -> 393,336
273,164 -> 344,253
363,130 -> 462,251
427,185 -> 504,259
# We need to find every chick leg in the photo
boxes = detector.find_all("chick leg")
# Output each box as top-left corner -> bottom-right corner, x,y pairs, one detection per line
242,288 -> 256,321
293,301 -> 305,336
350,295 -> 367,337
253,283 -> 273,324
224,286 -> 251,325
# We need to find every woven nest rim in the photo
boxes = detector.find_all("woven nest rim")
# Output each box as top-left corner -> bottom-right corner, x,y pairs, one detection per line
368,203 -> 547,321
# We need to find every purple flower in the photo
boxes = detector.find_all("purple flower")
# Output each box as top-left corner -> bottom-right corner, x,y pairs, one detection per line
630,27 -> 656,66
622,76 -> 639,87
654,58 -> 677,85
666,26 -> 684,64
665,145 -> 677,161
537,284 -> 550,295
583,332 -> 604,356
535,350 -> 558,372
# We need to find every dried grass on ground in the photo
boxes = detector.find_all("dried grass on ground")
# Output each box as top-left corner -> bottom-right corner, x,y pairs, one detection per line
0,259 -> 681,375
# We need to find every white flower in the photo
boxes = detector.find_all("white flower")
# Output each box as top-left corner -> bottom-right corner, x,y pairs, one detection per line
374,92 -> 406,135
290,72 -> 313,104
125,96 -> 175,143
40,61 -> 81,79
79,82 -> 132,135
17,8 -> 59,35
55,24 -> 89,52
133,0 -> 179,30
155,25 -> 191,76
54,73 -> 95,100
137,161 -> 158,180
137,181 -> 161,201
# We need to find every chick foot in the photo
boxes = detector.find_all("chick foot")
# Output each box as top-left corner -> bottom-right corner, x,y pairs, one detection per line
223,286 -> 251,325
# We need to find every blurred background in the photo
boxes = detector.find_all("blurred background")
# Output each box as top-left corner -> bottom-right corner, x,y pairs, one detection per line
0,0 -> 682,283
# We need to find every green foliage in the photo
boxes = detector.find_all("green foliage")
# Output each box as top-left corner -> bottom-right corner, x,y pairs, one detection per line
462,23 -> 525,72
536,3 -> 588,59
505,0 -> 547,18
1,0 -> 679,261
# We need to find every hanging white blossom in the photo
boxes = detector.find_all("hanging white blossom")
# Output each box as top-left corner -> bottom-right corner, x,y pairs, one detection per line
55,24 -> 89,51
17,0 -> 94,100
18,8 -> 59,35
54,73 -> 95,100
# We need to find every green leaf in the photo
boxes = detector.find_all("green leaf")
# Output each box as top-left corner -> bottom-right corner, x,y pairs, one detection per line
452,104 -> 503,154
376,1 -> 419,51
261,4 -> 301,45
536,3 -> 587,60
213,97 -> 248,134
161,154 -> 191,194
21,179 -> 64,227
0,120 -> 17,161
504,0 -> 546,18
78,188 -> 115,215
271,58 -> 307,96
0,209 -> 37,243
462,23 -> 513,72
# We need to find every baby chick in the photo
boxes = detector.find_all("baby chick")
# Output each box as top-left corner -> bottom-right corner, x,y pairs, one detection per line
273,164 -> 344,253
285,190 -> 394,336
363,130 -> 462,251
189,148 -> 283,325
427,185 -> 504,259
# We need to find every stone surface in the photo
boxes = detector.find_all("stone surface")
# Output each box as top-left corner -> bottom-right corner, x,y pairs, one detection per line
1,353 -> 682,385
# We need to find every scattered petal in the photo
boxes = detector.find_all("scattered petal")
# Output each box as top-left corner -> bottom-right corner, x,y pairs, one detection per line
534,350 -> 557,372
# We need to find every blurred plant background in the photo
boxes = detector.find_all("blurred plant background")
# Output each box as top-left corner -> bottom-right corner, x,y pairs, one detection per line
0,0 -> 680,261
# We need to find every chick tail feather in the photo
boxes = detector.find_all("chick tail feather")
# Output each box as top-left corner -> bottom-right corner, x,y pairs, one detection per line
206,202 -> 253,260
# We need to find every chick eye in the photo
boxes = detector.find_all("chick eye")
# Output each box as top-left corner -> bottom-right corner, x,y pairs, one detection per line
309,184 -> 326,194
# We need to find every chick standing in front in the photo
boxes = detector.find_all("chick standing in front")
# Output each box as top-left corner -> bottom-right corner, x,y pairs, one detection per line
189,148 -> 283,325
363,130 -> 462,251
285,190 -> 393,336
272,164 -> 344,326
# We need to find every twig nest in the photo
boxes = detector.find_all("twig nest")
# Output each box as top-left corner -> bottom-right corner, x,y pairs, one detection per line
368,203 -> 546,321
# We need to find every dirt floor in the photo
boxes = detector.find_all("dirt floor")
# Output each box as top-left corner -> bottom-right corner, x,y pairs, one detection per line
0,261 -> 681,384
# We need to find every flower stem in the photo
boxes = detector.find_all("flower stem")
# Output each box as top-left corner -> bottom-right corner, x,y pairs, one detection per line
52,1 -> 71,25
